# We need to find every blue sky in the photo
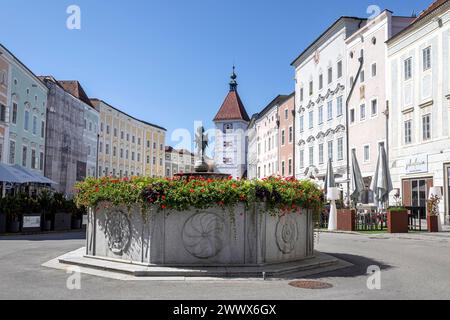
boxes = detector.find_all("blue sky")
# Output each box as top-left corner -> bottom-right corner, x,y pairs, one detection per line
0,0 -> 432,150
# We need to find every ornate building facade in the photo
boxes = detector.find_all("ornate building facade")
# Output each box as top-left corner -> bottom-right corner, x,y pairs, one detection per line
387,0 -> 450,225
292,17 -> 365,191
0,44 -> 48,174
91,99 -> 166,178
164,146 -> 195,178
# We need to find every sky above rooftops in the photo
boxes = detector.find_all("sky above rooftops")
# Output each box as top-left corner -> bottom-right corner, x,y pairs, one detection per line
0,0 -> 432,151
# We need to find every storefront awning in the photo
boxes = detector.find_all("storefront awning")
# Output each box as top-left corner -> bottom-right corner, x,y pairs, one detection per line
0,163 -> 57,185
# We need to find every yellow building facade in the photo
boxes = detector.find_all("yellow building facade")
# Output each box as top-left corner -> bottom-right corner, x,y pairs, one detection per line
91,99 -> 166,178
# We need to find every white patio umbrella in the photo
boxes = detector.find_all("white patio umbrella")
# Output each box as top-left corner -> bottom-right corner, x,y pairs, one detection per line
370,145 -> 393,210
350,149 -> 365,205
324,157 -> 335,197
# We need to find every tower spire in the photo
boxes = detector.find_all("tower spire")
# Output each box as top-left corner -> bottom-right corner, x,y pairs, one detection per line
229,65 -> 238,91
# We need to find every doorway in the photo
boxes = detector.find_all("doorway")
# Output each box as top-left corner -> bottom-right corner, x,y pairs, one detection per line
402,177 -> 433,220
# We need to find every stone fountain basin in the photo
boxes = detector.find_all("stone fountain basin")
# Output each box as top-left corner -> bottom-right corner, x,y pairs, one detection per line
85,204 -> 315,267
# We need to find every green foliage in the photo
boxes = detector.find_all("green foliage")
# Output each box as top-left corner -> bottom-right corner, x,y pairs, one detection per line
74,176 -> 325,217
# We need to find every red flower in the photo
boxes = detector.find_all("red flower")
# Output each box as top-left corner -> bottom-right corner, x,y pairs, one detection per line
95,188 -> 100,193
161,205 -> 167,209
190,189 -> 195,193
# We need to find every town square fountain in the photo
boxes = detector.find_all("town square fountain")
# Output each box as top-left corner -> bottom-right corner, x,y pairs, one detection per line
58,127 -> 334,277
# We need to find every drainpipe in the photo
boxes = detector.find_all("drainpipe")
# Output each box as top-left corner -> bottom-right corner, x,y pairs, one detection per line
346,50 -> 364,206
95,133 -> 100,178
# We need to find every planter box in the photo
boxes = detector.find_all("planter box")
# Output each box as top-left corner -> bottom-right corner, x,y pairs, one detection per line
8,221 -> 20,233
0,213 -> 6,234
22,214 -> 42,233
54,212 -> 72,231
387,210 -> 409,234
72,218 -> 82,230
337,209 -> 356,231
86,204 -> 315,267
427,216 -> 439,233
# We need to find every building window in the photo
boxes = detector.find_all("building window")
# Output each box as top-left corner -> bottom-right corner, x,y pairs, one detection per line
318,106 -> 323,124
328,141 -> 333,162
288,159 -> 293,176
132,152 -> 135,161
327,101 -> 333,120
422,114 -> 431,140
224,123 -> 233,133
309,81 -> 313,96
11,102 -> 18,124
319,74 -> 323,90
404,120 -> 412,144
309,111 -> 314,129
328,67 -> 333,84
127,133 -> 130,141
300,115 -> 304,132
371,99 -> 378,116
0,104 -> 6,122
41,121 -> 45,138
39,152 -> 44,171
281,130 -> 285,146
105,144 -> 110,155
289,126 -> 293,143
371,63 -> 377,77
114,128 -> 118,137
126,150 -> 129,159
31,149 -> 36,169
309,146 -> 314,166
404,57 -> 412,80
423,46 -> 431,71
337,138 -> 344,161
9,141 -> 15,164
337,61 -> 343,78
32,116 -> 37,135
281,161 -> 285,176
350,76 -> 354,87
319,143 -> 324,164
350,109 -> 355,123
22,146 -> 27,167
360,70 -> 365,83
121,131 -> 125,139
24,110 -> 29,131
300,150 -> 305,169
337,96 -> 343,116
360,104 -> 366,121
285,109 -> 289,120
364,145 -> 370,162
100,123 -> 104,132
106,125 -> 110,135
113,146 -> 117,157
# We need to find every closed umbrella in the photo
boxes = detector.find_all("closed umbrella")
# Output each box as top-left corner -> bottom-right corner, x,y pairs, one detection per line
370,145 -> 393,209
350,149 -> 365,205
324,158 -> 335,196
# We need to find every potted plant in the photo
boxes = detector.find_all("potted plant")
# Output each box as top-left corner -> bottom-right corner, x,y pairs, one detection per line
38,191 -> 53,231
69,200 -> 82,230
5,196 -> 21,233
53,193 -> 71,231
387,192 -> 409,233
336,193 -> 357,232
0,198 -> 6,234
427,190 -> 441,233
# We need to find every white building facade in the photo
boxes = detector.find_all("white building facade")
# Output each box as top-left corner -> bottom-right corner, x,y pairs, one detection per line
292,17 -> 365,188
347,11 -> 414,201
387,0 -> 450,225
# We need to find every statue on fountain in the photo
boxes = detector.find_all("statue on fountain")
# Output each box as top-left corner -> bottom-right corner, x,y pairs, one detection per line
194,126 -> 209,173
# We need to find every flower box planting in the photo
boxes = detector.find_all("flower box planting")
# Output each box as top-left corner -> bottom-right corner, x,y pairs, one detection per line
75,176 -> 323,266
